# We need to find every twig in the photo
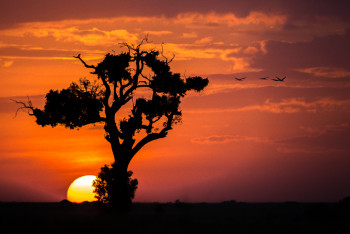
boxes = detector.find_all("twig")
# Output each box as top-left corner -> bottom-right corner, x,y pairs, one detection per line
160,43 -> 175,64
10,97 -> 34,118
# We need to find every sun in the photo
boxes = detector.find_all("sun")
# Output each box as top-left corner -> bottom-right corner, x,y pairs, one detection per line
67,175 -> 97,203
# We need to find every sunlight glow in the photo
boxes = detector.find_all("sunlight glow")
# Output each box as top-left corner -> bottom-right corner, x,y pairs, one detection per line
67,175 -> 97,203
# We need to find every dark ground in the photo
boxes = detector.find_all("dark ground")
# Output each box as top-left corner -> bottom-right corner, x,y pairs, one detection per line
1,201 -> 350,233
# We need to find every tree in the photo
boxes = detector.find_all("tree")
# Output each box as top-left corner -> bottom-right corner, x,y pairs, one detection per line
15,39 -> 209,210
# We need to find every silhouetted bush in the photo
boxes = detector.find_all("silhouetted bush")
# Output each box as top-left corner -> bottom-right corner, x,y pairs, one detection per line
93,163 -> 138,211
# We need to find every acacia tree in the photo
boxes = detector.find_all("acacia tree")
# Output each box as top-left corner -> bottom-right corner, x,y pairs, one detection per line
16,40 -> 208,209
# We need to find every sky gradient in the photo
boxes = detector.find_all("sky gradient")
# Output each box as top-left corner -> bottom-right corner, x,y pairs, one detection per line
1,0 -> 350,202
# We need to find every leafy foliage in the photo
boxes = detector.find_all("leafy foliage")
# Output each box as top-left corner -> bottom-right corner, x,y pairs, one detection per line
92,53 -> 132,83
93,164 -> 138,205
34,79 -> 104,129
186,76 -> 209,92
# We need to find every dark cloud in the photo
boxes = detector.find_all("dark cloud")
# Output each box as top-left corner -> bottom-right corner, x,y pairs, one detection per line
0,46 -> 77,58
253,30 -> 350,71
277,123 -> 350,153
0,97 -> 23,114
1,0 -> 350,29
191,135 -> 269,144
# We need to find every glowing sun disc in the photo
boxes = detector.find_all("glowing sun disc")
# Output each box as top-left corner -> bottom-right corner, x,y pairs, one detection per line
67,175 -> 97,203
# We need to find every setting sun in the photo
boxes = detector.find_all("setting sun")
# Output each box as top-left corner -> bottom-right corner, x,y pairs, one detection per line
67,175 -> 97,203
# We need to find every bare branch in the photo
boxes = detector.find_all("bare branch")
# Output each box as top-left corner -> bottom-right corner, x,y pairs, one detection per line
11,97 -> 35,118
138,34 -> 149,48
160,43 -> 175,64
140,73 -> 152,82
73,54 -> 96,69
119,35 -> 150,52
130,112 -> 174,158
119,42 -> 134,52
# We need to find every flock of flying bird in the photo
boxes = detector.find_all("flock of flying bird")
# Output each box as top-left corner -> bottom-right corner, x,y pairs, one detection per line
234,76 -> 287,81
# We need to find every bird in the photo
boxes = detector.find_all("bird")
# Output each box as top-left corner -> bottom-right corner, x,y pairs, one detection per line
235,77 -> 246,81
259,76 -> 269,80
272,76 -> 286,81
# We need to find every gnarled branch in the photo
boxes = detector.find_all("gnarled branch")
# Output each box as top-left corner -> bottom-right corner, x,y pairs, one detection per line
11,97 -> 35,118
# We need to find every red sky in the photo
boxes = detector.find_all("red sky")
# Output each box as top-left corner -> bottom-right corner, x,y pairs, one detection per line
1,0 -> 350,202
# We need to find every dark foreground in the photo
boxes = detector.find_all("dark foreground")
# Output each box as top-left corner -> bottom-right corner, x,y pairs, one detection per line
1,201 -> 350,233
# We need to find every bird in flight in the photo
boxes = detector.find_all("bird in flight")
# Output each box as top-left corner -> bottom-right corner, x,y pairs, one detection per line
259,76 -> 269,80
235,77 -> 246,81
272,76 -> 286,81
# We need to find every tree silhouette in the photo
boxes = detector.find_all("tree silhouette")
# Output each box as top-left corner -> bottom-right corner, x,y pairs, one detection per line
93,164 -> 138,206
15,39 -> 208,210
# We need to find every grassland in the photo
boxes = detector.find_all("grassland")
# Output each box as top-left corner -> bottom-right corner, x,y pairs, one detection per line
1,201 -> 349,233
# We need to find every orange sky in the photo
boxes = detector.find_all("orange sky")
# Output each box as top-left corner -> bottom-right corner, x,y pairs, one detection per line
1,0 -> 350,202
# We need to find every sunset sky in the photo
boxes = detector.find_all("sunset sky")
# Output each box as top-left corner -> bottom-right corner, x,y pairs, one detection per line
1,0 -> 350,203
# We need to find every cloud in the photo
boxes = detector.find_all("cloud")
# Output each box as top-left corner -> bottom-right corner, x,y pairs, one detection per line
257,98 -> 350,114
243,46 -> 260,55
174,11 -> 287,29
181,32 -> 198,38
253,30 -> 350,71
0,44 -> 104,60
276,123 -> 350,154
191,135 -> 269,144
194,37 -> 213,44
157,43 -> 243,61
0,59 -> 13,67
296,67 -> 350,78
144,30 -> 173,36
186,98 -> 350,114
299,123 -> 349,137
1,11 -> 349,75
230,57 -> 262,73
154,43 -> 260,73
0,15 -> 262,73
203,83 -> 268,95
3,24 -> 139,46
2,0 -> 350,30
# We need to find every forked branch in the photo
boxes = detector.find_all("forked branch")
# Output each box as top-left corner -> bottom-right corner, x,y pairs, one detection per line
160,43 -> 175,64
74,54 -> 112,110
11,97 -> 35,118
119,35 -> 150,52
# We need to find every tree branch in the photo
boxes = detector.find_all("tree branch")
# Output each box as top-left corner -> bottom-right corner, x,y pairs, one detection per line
160,43 -> 175,64
11,98 -> 35,118
120,35 -> 149,52
130,132 -> 167,159
120,59 -> 142,103
113,82 -> 119,102
101,77 -> 111,109
130,113 -> 173,158
73,54 -> 112,111
73,54 -> 96,69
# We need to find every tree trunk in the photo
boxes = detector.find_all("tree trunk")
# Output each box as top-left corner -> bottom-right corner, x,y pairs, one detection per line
111,165 -> 130,211
110,143 -> 134,211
